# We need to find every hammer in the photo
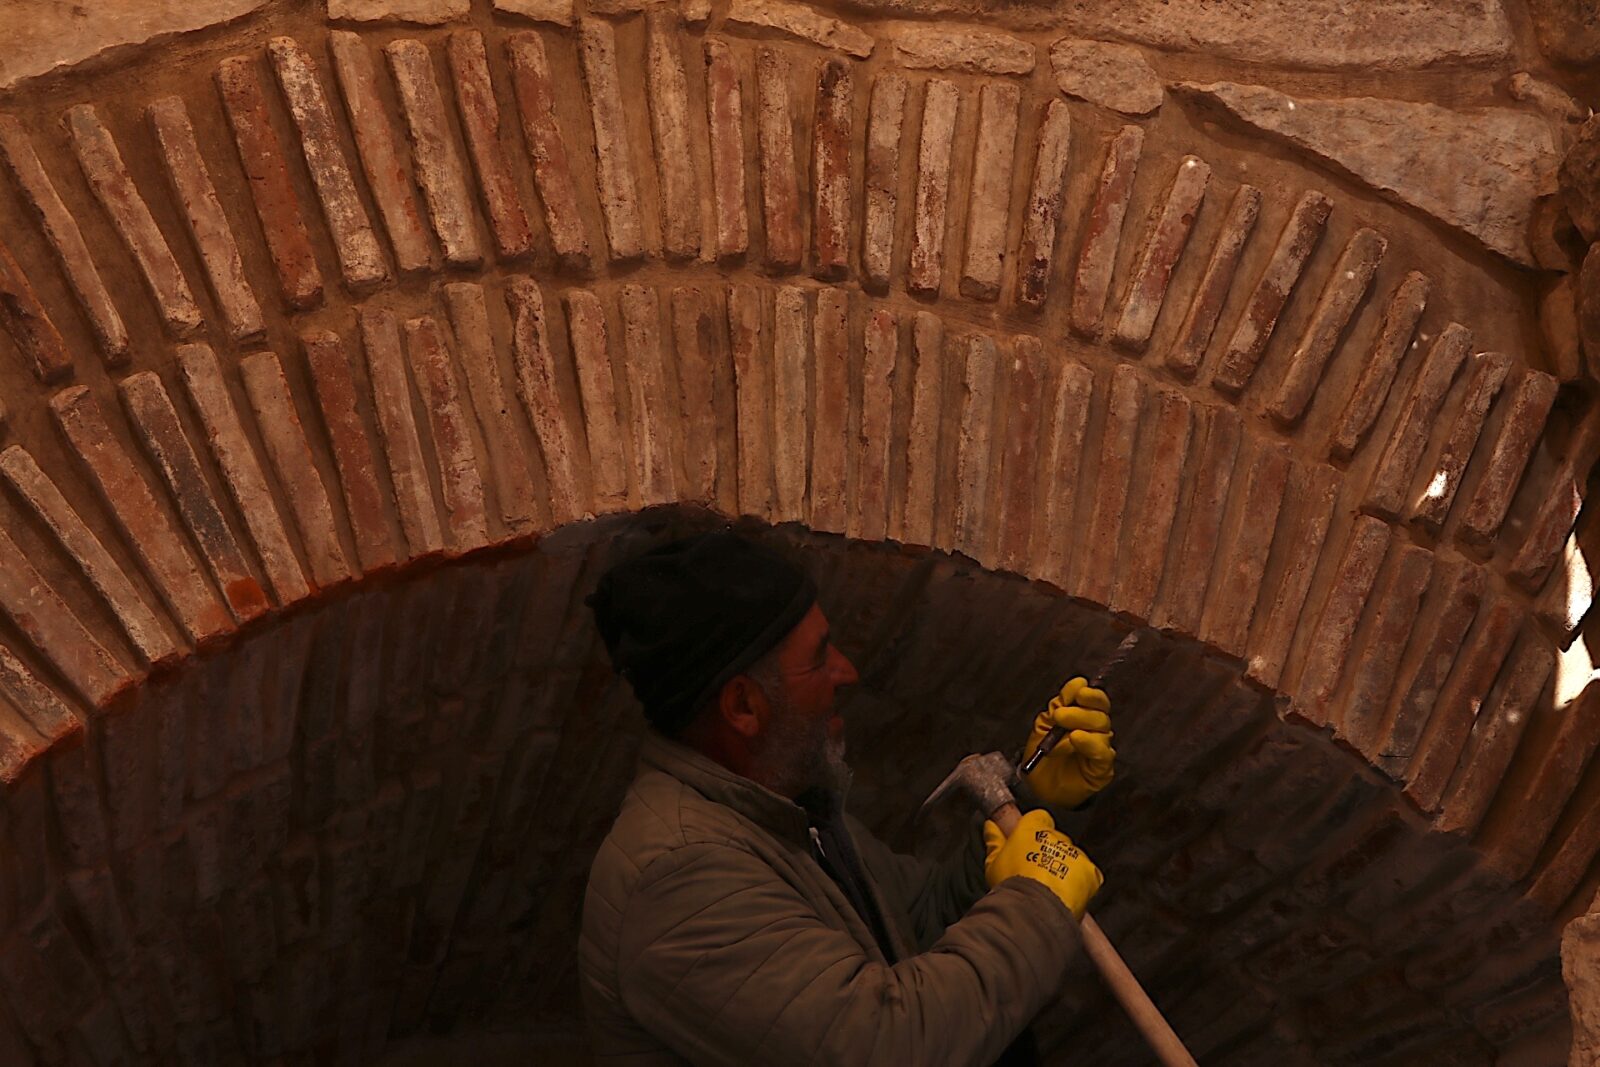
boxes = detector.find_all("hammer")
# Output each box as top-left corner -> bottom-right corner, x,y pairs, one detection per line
920,751 -> 1198,1067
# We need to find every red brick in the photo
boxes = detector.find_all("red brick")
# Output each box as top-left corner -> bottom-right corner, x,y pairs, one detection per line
995,335 -> 1044,572
237,352 -> 354,589
898,311 -> 943,547
852,309 -> 896,542
578,19 -> 646,263
1364,322 -> 1471,519
385,38 -> 484,268
863,74 -> 907,292
909,78 -> 958,294
1485,682 -> 1600,880
507,279 -> 583,523
1113,386 -> 1192,619
359,307 -> 446,556
1016,99 -> 1072,310
1152,404 -> 1240,635
959,83 -> 1019,302
772,286 -> 809,523
1335,542 -> 1434,755
755,47 -> 802,274
1167,183 -> 1262,379
0,645 -> 82,762
328,31 -> 434,275
1035,361 -> 1094,589
618,285 -> 677,507
703,37 -> 749,262
0,116 -> 128,361
1327,271 -> 1430,460
1408,351 -> 1511,534
728,284 -> 773,520
1213,189 -> 1332,396
1112,155 -> 1211,352
1076,363 -> 1143,605
403,316 -> 490,551
1290,516 -> 1391,727
668,287 -> 721,505
645,11 -> 701,262
119,371 -> 269,624
0,235 -> 70,384
811,58 -> 853,281
1200,435 -> 1291,655
1070,124 -> 1144,339
216,54 -> 325,310
268,36 -> 390,291
1459,369 -> 1559,550
446,30 -> 534,261
52,386 -> 233,645
811,288 -> 849,532
147,97 -> 264,344
300,329 -> 401,572
1246,460 -> 1339,691
562,289 -> 629,511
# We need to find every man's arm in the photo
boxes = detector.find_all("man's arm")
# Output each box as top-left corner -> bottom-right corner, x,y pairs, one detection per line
846,815 -> 988,951
617,840 -> 1077,1067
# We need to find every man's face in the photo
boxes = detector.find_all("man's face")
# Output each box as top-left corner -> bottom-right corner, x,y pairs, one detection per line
748,604 -> 860,797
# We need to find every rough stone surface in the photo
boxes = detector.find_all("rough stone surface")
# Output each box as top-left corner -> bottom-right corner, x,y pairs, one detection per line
724,0 -> 874,58
1048,38 -> 1161,116
889,24 -> 1034,75
327,0 -> 468,24
1177,82 -> 1559,266
1566,904 -> 1600,1065
1562,116 -> 1600,245
1527,0 -> 1600,67
492,0 -> 575,24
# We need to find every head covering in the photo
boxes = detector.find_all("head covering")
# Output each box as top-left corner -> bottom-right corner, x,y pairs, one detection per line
586,531 -> 817,735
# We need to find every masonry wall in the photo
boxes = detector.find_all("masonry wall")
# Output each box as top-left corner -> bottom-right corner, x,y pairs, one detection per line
0,0 -> 1594,1062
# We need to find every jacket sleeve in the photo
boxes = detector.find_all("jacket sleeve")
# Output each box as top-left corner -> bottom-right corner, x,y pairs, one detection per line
616,840 -> 1079,1067
846,817 -> 988,951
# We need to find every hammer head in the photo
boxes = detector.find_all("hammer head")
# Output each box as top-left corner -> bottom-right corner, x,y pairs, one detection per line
917,751 -> 1017,824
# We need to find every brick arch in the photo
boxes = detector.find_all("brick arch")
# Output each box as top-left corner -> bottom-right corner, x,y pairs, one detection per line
0,1 -> 1590,1061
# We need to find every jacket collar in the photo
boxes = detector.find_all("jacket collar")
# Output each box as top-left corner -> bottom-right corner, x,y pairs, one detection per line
638,732 -> 816,847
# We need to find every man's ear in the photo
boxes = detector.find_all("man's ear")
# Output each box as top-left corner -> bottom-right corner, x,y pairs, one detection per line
717,674 -> 768,739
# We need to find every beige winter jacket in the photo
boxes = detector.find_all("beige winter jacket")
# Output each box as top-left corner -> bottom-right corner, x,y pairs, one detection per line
578,734 -> 1082,1065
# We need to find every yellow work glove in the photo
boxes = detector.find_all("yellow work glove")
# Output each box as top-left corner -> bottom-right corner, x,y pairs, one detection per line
982,809 -> 1103,920
1022,677 -> 1114,810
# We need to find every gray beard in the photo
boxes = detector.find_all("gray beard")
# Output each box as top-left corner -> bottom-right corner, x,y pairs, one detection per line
750,691 -> 852,801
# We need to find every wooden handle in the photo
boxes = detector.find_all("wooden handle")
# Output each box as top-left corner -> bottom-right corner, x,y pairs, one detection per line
990,802 -> 1198,1067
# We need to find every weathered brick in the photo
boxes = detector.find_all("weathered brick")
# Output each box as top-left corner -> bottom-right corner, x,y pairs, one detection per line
755,47 -> 802,274
0,645 -> 81,761
0,447 -> 180,666
1486,682 -> 1600,880
1508,415 -> 1597,593
1376,558 -> 1486,779
579,19 -> 646,264
505,280 -> 582,524
863,74 -> 906,292
1167,183 -> 1262,378
811,288 -> 849,532
1364,322 -> 1470,519
644,11 -> 700,262
1035,361 -> 1093,589
668,287 -> 722,505
772,286 -> 809,523
811,58 -> 853,281
1459,369 -> 1559,549
446,30 -> 534,261
237,351 -> 354,589
52,385 -> 233,645
562,289 -> 629,511
1407,350 -> 1511,534
1200,435 -> 1291,655
724,0 -> 874,57
1076,364 -> 1143,605
359,307 -> 446,557
147,97 -> 264,343
175,343 -> 311,606
502,34 -> 591,272
1436,631 -> 1553,835
119,371 -> 268,625
727,284 -> 773,520
0,236 -> 70,384
1113,387 -> 1192,619
0,116 -> 128,361
1290,516 -> 1391,726
65,104 -> 203,338
618,285 -> 677,507
1069,124 -> 1144,339
0,521 -> 128,707
385,38 -> 484,268
328,31 -> 434,275
890,25 -> 1033,74
268,36 -> 390,291
703,38 -> 749,262
909,78 -> 958,295
1245,461 -> 1339,692
1335,542 -> 1433,755
1213,190 -> 1333,395
1151,404 -> 1239,635
994,335 -> 1044,572
300,330 -> 401,572
403,316 -> 490,552
852,309 -> 896,543
1535,520 -> 1600,640
216,54 -> 324,309
1327,271 -> 1430,460
1403,596 -> 1520,811
1111,156 -> 1211,352
958,83 -> 1019,302
1016,99 -> 1072,310
898,311 -> 943,547
1267,227 -> 1387,426
443,283 -> 542,534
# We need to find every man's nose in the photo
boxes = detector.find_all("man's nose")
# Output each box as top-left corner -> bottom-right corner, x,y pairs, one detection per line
829,645 -> 859,686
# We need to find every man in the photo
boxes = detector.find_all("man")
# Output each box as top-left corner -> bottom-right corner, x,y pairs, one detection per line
579,530 -> 1114,1065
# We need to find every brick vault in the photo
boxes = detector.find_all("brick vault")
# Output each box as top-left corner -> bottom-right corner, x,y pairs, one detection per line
0,0 -> 1595,1062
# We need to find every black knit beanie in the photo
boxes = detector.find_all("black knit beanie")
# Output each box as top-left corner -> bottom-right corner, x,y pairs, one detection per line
586,531 -> 817,735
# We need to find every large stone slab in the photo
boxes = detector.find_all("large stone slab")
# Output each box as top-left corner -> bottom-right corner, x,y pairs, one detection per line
1177,81 -> 1558,266
0,0 -> 268,90
1566,901 -> 1600,1065
1049,38 -> 1162,116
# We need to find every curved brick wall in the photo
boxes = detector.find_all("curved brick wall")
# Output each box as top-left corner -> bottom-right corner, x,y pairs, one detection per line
0,0 -> 1592,1062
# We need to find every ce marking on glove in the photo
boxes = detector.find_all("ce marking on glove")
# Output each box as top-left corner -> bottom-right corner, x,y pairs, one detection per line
1026,837 -> 1084,880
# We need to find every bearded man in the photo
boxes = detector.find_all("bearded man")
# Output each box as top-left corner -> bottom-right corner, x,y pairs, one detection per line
578,530 -> 1113,1065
